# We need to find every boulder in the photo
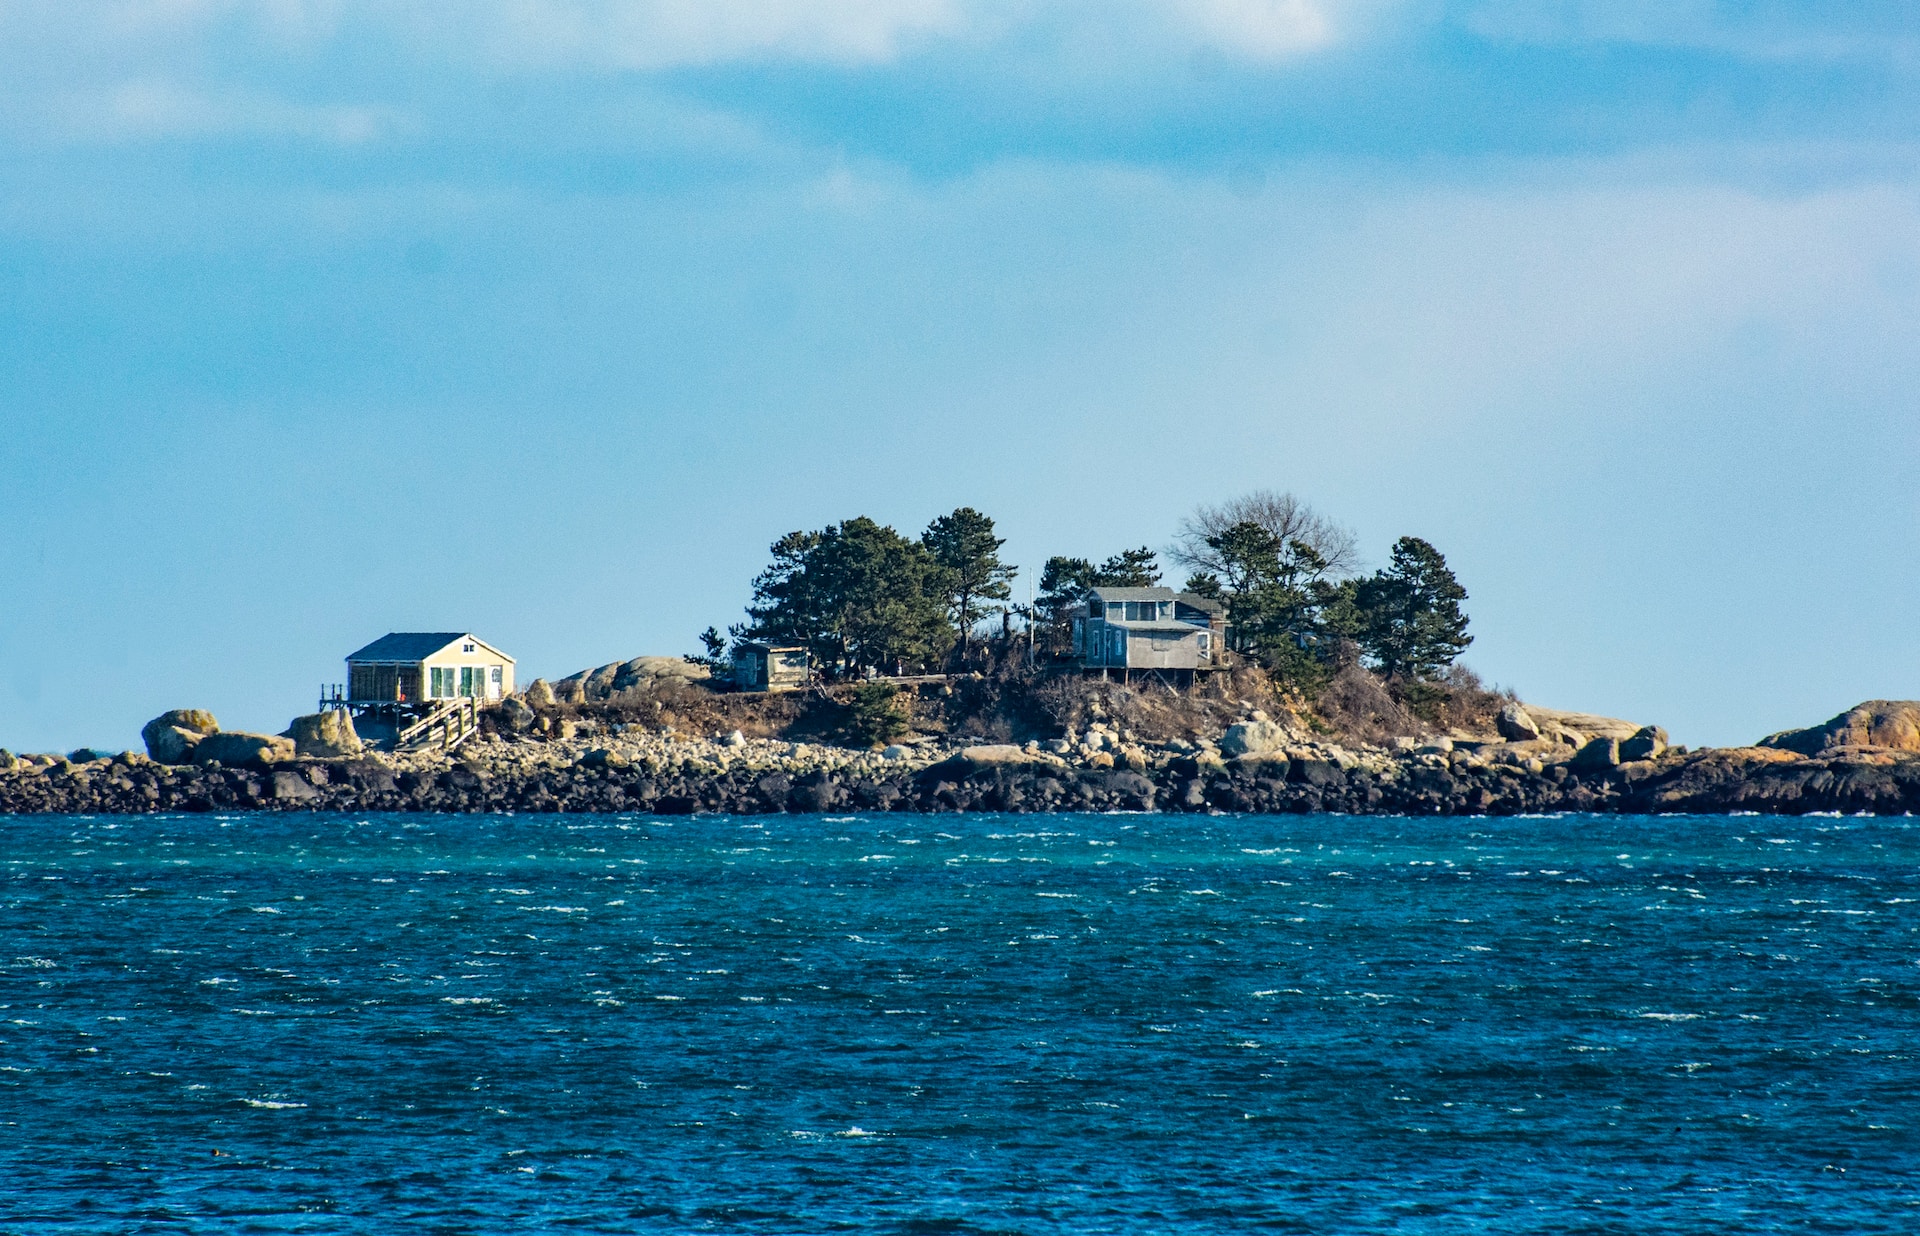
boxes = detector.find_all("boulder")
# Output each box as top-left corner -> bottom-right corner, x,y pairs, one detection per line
193,732 -> 296,767
285,711 -> 362,758
554,657 -> 714,704
271,770 -> 318,800
0,749 -> 14,773
881,744 -> 909,761
1496,703 -> 1541,743
959,744 -> 1063,770
68,748 -> 116,763
1525,707 -> 1645,744
1619,725 -> 1668,762
1759,701 -> 1920,757
1571,736 -> 1620,770
141,709 -> 219,763
725,729 -> 747,748
524,679 -> 557,708
1220,719 -> 1292,759
495,696 -> 536,733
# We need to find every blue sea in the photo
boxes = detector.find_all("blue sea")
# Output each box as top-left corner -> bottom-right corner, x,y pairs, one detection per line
5,811 -> 1919,1233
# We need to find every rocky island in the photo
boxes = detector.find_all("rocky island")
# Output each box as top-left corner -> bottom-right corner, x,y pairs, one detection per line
6,687 -> 1920,818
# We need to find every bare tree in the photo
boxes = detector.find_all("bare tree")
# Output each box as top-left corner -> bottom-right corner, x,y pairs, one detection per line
1170,490 -> 1361,581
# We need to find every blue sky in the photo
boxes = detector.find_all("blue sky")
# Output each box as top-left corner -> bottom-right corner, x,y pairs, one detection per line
3,0 -> 1918,751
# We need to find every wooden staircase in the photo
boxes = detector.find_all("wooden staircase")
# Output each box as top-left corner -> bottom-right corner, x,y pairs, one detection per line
396,697 -> 483,753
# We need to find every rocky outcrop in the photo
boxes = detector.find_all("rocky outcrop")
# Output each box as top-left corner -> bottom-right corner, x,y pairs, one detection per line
524,679 -> 557,708
1523,706 -> 1646,746
285,711 -> 362,758
192,732 -> 296,766
141,709 -> 219,764
1759,701 -> 1920,757
1495,703 -> 1541,743
554,657 -> 712,703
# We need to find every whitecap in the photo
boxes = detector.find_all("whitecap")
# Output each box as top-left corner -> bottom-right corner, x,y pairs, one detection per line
241,1099 -> 306,1109
1637,1012 -> 1702,1021
837,1126 -> 878,1137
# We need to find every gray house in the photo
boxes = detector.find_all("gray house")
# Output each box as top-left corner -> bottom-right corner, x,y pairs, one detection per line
1072,587 -> 1227,682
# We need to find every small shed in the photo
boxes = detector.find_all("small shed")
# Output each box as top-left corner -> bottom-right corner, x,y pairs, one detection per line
732,643 -> 810,692
344,633 -> 516,704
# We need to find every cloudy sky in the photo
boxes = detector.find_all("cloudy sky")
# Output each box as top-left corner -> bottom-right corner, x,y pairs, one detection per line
3,1 -> 1917,750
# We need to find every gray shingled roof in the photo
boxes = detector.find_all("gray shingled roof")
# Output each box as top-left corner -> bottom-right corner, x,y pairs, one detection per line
1089,586 -> 1176,601
346,632 -> 469,663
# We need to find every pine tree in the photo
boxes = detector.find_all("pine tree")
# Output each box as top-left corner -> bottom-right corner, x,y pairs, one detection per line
922,507 -> 1016,663
1353,536 -> 1472,680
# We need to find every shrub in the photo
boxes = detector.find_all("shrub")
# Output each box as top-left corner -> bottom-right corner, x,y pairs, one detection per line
844,682 -> 910,747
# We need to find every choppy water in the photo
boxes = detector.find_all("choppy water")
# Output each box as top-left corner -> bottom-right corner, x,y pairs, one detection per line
5,812 -> 1920,1233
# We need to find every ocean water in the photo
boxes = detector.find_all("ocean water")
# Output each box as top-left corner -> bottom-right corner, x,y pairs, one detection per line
4,812 -> 1919,1234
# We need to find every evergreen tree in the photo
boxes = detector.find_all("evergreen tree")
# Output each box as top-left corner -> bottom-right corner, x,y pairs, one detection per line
743,517 -> 952,674
1092,547 -> 1161,587
1353,536 -> 1472,680
1202,520 -> 1339,684
922,507 -> 1016,662
1036,556 -> 1098,653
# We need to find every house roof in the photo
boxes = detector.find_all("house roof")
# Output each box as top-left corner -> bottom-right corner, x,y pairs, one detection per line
347,632 -> 514,664
1115,620 -> 1209,635
1089,586 -> 1176,601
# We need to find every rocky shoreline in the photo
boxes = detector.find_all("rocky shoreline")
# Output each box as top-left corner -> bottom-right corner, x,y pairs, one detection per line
5,726 -> 1920,817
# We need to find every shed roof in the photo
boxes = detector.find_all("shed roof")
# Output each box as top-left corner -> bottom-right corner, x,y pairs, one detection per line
1116,620 -> 1209,635
1089,586 -> 1176,602
347,632 -> 514,664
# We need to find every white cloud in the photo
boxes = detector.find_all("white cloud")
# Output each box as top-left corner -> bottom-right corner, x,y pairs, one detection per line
85,78 -> 395,143
1169,0 -> 1338,58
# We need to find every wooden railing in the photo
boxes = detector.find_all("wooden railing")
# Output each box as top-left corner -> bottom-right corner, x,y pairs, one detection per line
396,697 -> 482,753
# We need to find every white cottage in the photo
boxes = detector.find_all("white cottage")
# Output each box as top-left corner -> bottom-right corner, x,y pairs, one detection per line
343,633 -> 516,704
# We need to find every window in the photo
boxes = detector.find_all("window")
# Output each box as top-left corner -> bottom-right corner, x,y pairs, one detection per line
463,643 -> 475,653
460,666 -> 475,697
1089,600 -> 1105,618
429,667 -> 446,698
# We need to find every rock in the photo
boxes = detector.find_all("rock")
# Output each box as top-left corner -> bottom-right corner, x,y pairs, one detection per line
1759,701 -> 1920,756
523,679 -> 558,708
270,770 -> 318,800
1116,744 -> 1150,772
1085,751 -> 1116,770
725,729 -> 747,748
1571,736 -> 1620,770
555,719 -> 579,741
1619,725 -> 1668,762
145,726 -> 206,765
495,696 -> 536,733
1496,703 -> 1541,743
580,748 -> 631,770
959,744 -> 1062,769
140,710 -> 219,763
881,744 -> 909,761
1525,707 -> 1644,744
193,732 -> 296,767
554,656 -> 714,703
285,711 -> 362,758
0,749 -> 14,773
68,748 -> 116,763
1220,719 -> 1292,759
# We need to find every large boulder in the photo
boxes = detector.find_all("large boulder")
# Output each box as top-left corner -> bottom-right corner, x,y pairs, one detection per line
554,656 -> 713,703
1523,706 -> 1646,746
495,696 -> 536,733
193,731 -> 295,766
141,709 -> 219,764
1496,703 -> 1541,743
285,711 -> 362,758
1759,701 -> 1920,757
1571,736 -> 1621,770
523,679 -> 557,708
1220,719 -> 1292,759
1619,725 -> 1669,762
957,744 -> 1064,770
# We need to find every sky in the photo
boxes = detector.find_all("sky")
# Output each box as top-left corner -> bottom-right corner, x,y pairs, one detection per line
2,0 -> 1918,752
